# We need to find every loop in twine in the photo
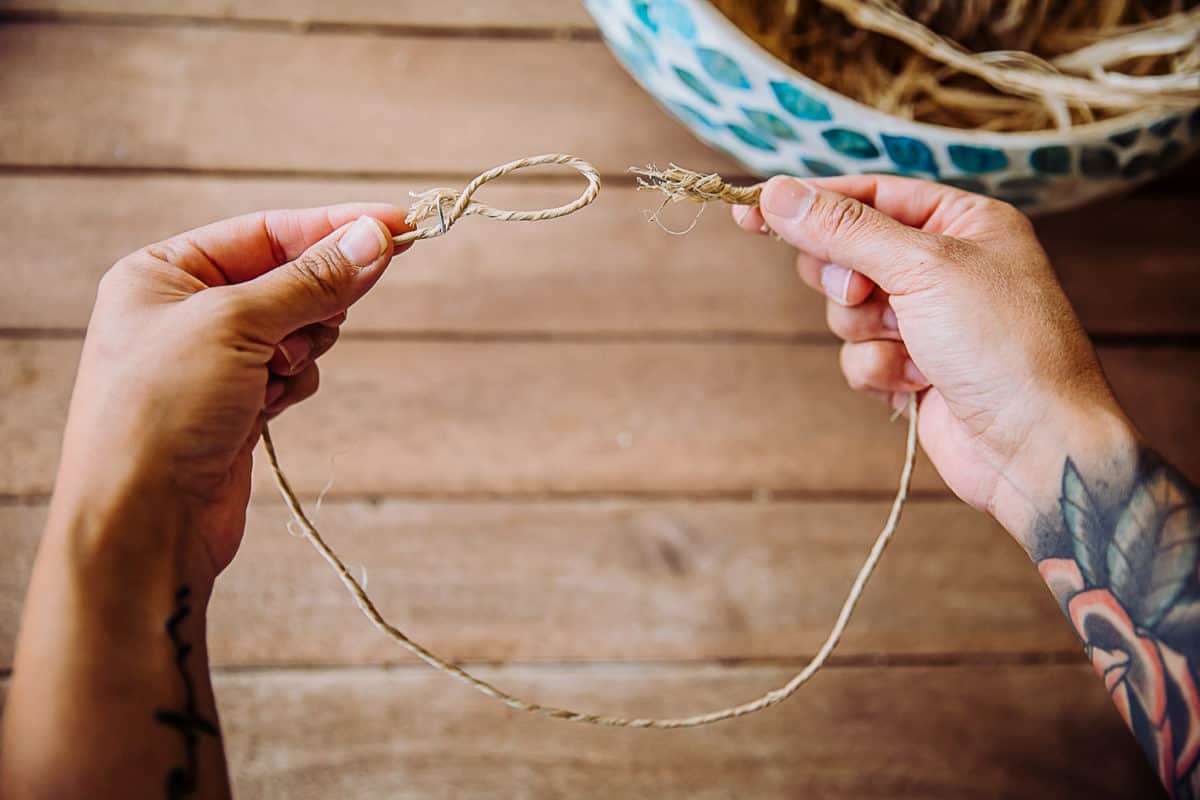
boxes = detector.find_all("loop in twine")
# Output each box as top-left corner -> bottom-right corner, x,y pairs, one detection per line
394,154 -> 601,246
261,157 -> 919,728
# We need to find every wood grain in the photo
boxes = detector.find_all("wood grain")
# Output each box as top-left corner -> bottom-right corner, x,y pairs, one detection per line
3,340 -> 1198,498
0,7 -> 1191,797
0,662 -> 1158,797
0,0 -> 595,29
204,664 -> 1161,799
1040,192 -> 1200,336
0,498 -> 1078,668
2,174 -> 1198,335
0,175 -> 804,334
0,23 -> 735,176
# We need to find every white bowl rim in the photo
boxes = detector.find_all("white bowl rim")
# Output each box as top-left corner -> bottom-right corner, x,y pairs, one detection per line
685,0 -> 1194,146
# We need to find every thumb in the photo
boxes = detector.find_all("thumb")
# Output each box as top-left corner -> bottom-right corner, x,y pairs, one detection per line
232,215 -> 394,340
758,176 -> 942,296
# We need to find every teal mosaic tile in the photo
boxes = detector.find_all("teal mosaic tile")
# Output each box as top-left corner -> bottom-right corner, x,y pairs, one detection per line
728,123 -> 777,151
770,81 -> 832,121
801,158 -> 842,177
1080,147 -> 1119,178
881,134 -> 938,175
742,107 -> 799,141
1030,145 -> 1071,175
672,65 -> 718,105
822,128 -> 880,159
1109,129 -> 1140,148
695,47 -> 750,89
947,144 -> 1008,173
1149,116 -> 1181,139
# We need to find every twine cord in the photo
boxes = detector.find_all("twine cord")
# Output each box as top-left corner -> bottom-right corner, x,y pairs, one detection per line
261,158 -> 919,728
631,165 -> 763,206
394,154 -> 601,246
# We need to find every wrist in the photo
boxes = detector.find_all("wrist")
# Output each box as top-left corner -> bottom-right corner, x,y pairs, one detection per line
990,394 -> 1139,553
44,467 -> 216,605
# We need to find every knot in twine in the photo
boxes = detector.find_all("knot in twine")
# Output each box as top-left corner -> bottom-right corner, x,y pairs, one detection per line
395,154 -> 601,245
262,157 -> 919,728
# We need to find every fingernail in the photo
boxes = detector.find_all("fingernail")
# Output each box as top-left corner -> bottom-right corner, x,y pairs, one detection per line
903,359 -> 928,386
760,177 -> 813,219
338,216 -> 388,267
882,307 -> 898,330
279,334 -> 312,370
820,263 -> 852,305
264,379 -> 286,409
733,205 -> 751,225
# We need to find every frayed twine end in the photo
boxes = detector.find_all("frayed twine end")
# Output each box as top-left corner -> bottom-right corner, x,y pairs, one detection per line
629,164 -> 761,207
406,188 -> 459,229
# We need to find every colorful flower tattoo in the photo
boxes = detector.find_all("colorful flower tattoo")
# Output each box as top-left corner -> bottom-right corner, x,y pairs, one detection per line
1036,453 -> 1200,798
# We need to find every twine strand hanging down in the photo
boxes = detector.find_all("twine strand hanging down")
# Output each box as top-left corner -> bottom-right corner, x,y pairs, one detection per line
261,156 -> 920,728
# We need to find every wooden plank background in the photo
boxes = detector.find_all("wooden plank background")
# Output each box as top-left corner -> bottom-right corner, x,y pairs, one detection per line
0,3 -> 1193,797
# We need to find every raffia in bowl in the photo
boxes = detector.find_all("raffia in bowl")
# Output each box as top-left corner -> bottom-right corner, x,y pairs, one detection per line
711,0 -> 1200,132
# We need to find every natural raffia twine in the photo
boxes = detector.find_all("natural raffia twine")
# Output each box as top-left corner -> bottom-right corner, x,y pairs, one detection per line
711,0 -> 1200,131
260,156 -> 919,728
393,154 -> 601,246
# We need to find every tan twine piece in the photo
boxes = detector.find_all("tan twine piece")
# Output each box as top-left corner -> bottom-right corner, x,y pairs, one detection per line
393,154 -> 601,246
712,0 -> 1200,131
260,157 -> 920,728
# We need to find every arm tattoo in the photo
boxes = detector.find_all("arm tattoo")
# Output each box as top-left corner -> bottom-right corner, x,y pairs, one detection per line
1034,451 -> 1200,798
154,586 -> 219,799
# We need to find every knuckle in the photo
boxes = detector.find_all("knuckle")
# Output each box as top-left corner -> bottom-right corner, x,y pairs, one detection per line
839,344 -> 870,391
984,195 -> 1030,225
957,192 -> 1035,235
297,366 -> 321,401
289,248 -> 349,305
97,256 -> 138,295
826,302 -> 867,342
840,341 -> 899,391
143,239 -> 185,264
860,343 -> 892,382
817,194 -> 868,240
311,327 -> 340,358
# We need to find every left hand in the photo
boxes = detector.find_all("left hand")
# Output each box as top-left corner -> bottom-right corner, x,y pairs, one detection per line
54,204 -> 411,587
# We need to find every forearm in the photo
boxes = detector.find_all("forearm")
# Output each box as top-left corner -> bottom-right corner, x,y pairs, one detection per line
997,401 -> 1200,797
0,477 -> 230,799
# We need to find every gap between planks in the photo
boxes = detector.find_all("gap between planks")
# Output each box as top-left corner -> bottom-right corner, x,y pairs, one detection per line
0,8 -> 601,41
0,489 -> 959,506
206,651 -> 1089,677
0,163 -> 718,187
0,651 -> 1090,684
1,329 -> 1196,350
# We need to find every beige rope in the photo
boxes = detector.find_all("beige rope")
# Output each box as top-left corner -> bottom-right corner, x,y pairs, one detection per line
261,157 -> 919,727
630,164 -> 762,206
394,154 -> 601,246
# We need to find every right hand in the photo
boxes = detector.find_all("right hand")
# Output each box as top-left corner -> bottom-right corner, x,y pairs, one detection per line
733,175 -> 1134,540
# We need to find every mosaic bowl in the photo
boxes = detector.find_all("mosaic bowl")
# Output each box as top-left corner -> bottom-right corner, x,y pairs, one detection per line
584,0 -> 1200,214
